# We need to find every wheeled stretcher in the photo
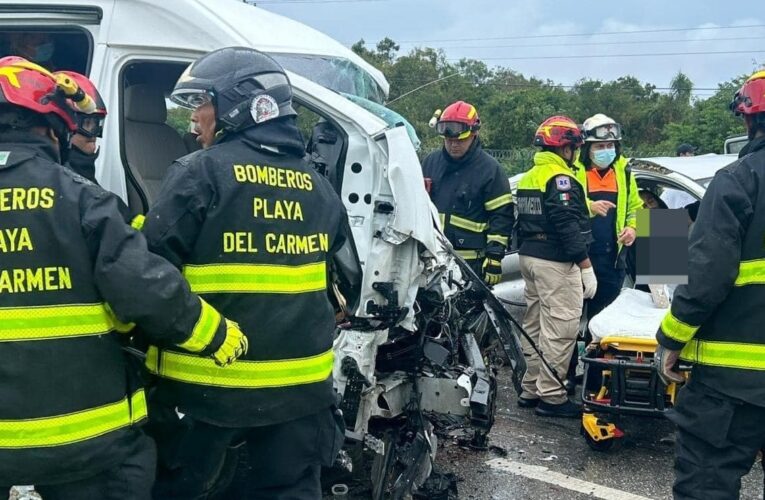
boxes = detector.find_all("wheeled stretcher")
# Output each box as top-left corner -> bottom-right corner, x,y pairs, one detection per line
579,288 -> 687,451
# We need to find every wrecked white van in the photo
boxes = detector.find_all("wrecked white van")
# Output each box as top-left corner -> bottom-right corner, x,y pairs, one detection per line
1,2 -> 527,497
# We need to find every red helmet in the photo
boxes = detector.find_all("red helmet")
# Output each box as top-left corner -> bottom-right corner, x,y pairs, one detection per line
437,100 -> 480,140
533,115 -> 584,148
56,70 -> 107,138
730,70 -> 765,116
0,56 -> 76,132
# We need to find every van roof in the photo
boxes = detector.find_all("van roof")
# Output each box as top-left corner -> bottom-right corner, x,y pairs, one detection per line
0,0 -> 389,96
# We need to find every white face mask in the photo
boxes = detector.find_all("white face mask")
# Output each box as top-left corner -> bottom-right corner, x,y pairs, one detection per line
592,147 -> 616,168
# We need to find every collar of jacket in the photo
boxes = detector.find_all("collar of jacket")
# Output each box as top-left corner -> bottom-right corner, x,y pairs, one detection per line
440,136 -> 482,169
534,150 -> 575,173
740,135 -> 765,158
216,116 -> 306,157
0,132 -> 60,170
67,144 -> 99,182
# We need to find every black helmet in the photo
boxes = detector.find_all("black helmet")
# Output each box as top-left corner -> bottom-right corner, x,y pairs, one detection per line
170,46 -> 296,133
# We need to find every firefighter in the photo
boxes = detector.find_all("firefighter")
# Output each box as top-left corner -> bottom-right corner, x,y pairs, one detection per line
56,71 -> 106,184
142,47 -> 348,499
515,116 -> 596,418
0,57 -> 246,499
421,101 -> 513,285
565,114 -> 641,391
656,70 -> 765,500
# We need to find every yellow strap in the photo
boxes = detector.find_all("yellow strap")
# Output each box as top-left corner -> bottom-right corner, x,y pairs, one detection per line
0,390 -> 146,449
146,347 -> 334,389
486,234 -> 509,246
456,249 -> 481,259
438,213 -> 446,228
0,303 -> 114,342
735,259 -> 765,286
449,215 -> 488,233
177,298 -> 222,353
681,339 -> 765,371
484,193 -> 513,211
130,214 -> 146,231
660,312 -> 699,343
183,262 -> 327,295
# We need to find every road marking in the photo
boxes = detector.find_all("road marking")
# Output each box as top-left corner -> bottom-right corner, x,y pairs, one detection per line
486,458 -> 653,500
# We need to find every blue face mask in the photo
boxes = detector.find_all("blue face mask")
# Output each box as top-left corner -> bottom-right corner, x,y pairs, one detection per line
592,147 -> 616,169
33,42 -> 55,63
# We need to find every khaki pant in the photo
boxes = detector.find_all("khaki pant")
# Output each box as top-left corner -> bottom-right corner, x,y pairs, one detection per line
519,255 -> 583,404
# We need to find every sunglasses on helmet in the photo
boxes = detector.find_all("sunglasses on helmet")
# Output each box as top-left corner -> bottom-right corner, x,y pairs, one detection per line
586,123 -> 622,141
170,89 -> 214,110
436,121 -> 474,138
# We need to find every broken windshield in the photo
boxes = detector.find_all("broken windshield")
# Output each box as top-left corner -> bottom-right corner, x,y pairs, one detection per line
271,53 -> 386,104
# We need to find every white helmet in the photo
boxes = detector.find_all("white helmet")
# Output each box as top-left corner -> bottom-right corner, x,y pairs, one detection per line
582,113 -> 622,142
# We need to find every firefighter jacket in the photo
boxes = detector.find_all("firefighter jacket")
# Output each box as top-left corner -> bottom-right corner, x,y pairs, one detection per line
0,134 -> 227,485
574,155 -> 641,256
657,136 -> 765,405
516,151 -> 592,263
421,138 -> 513,260
142,119 -> 349,427
65,145 -> 99,184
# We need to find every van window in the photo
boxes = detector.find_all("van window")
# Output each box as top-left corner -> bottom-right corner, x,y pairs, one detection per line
119,60 -> 192,214
272,53 -> 385,104
0,28 -> 91,73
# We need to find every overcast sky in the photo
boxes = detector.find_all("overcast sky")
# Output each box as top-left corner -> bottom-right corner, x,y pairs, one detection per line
259,0 -> 765,97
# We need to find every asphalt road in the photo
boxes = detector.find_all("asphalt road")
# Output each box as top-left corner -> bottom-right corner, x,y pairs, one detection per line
330,365 -> 763,500
433,366 -> 763,500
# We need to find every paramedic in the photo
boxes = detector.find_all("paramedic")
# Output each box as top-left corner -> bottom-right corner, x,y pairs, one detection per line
515,115 -> 595,418
0,56 -> 245,499
421,100 -> 513,285
656,70 -> 765,500
143,47 -> 347,499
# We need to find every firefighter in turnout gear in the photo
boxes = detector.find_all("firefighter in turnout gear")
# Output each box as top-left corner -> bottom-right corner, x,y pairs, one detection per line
142,47 -> 348,499
515,115 -> 594,419
0,56 -> 245,499
656,70 -> 765,500
57,71 -> 107,184
421,101 -> 513,285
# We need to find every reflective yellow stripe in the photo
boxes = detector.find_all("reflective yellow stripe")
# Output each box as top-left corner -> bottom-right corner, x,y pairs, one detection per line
681,339 -> 765,370
484,193 -> 513,211
438,213 -> 446,228
0,390 -> 147,449
660,312 -> 699,343
735,259 -> 765,286
0,303 -> 113,342
130,214 -> 145,230
183,262 -> 327,294
456,249 -> 481,259
145,347 -> 334,389
177,298 -> 221,353
449,215 -> 488,233
486,234 -> 509,246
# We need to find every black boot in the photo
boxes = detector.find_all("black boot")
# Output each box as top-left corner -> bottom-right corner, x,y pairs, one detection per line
535,400 -> 582,418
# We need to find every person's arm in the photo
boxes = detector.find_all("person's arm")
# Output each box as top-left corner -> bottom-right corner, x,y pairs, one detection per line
625,168 -> 642,230
141,160 -> 210,268
483,166 -> 514,256
80,188 -> 226,355
544,175 -> 590,264
657,165 -> 754,351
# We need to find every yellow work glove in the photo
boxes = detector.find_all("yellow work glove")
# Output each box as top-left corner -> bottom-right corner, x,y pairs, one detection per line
482,257 -> 503,286
212,319 -> 249,367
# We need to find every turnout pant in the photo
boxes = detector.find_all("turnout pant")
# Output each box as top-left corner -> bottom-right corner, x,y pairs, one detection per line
152,408 -> 344,500
519,255 -> 583,404
4,430 -> 157,500
670,379 -> 765,500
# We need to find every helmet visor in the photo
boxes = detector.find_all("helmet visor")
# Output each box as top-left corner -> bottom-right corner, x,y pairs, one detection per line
77,114 -> 105,138
586,123 -> 622,141
170,89 -> 214,110
436,121 -> 471,138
